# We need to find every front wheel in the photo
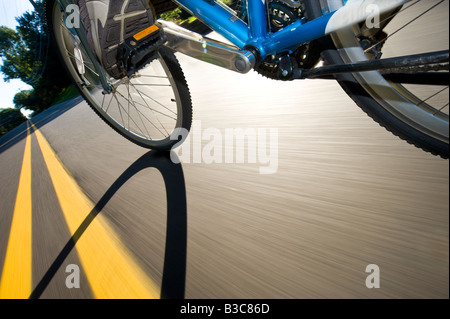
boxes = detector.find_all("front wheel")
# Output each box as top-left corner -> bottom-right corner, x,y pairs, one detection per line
310,0 -> 449,158
47,0 -> 192,150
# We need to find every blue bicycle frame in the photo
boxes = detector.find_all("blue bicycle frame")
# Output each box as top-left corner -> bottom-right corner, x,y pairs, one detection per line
173,0 -> 411,60
173,0 -> 334,59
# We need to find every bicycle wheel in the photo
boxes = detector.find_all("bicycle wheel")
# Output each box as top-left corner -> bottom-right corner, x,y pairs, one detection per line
46,0 -> 192,150
310,0 -> 449,158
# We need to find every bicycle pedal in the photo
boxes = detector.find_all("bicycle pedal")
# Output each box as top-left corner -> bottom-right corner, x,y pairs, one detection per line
117,25 -> 167,77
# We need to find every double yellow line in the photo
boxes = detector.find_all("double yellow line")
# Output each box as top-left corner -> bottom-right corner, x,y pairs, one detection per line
0,123 -> 32,298
0,122 -> 159,299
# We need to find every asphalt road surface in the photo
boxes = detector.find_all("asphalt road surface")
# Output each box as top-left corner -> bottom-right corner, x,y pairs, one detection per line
0,53 -> 449,298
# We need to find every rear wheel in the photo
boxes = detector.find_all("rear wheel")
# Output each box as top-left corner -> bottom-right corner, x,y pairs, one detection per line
47,0 -> 192,150
310,0 -> 449,158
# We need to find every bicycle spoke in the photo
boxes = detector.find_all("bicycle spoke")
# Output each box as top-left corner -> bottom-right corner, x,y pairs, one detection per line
114,92 -> 149,137
113,94 -> 126,129
104,94 -> 114,113
358,0 -> 422,37
54,1 -> 190,147
115,90 -> 145,134
434,103 -> 449,116
101,94 -> 106,110
121,93 -> 177,121
115,90 -> 167,137
364,0 -> 445,54
127,82 -> 151,138
127,82 -> 175,137
417,87 -> 449,106
130,86 -> 177,120
131,83 -> 171,136
65,50 -> 99,76
131,83 -> 178,117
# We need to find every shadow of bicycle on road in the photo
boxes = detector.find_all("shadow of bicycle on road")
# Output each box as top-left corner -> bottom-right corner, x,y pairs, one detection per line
30,150 -> 187,299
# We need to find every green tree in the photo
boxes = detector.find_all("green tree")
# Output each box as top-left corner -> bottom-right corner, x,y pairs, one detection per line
0,0 -> 71,115
160,7 -> 183,22
0,26 -> 35,82
0,108 -> 27,137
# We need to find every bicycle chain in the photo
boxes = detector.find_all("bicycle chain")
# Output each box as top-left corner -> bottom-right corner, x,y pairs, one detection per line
381,63 -> 449,74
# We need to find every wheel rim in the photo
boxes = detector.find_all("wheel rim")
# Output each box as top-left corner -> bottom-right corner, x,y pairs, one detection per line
52,3 -> 183,147
323,0 -> 449,144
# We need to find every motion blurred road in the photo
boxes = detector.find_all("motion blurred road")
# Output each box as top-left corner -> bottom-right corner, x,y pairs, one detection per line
1,52 -> 448,299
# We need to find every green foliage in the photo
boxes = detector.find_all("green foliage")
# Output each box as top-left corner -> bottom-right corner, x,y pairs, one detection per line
0,0 -> 71,115
0,108 -> 27,137
50,84 -> 80,106
160,7 -> 183,22
0,2 -> 45,85
0,25 -> 36,83
160,1 -> 236,24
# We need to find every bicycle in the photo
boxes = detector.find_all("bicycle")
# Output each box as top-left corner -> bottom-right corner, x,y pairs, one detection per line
45,0 -> 449,157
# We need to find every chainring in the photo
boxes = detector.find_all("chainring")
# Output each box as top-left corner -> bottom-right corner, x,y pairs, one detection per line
253,0 -> 322,79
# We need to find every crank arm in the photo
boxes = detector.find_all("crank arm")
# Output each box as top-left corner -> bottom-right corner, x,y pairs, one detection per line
158,20 -> 256,74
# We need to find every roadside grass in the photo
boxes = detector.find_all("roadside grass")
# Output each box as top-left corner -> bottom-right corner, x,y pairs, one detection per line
50,84 -> 79,106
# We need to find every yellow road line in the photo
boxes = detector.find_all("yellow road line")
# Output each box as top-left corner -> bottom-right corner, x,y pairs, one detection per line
32,125 -> 159,299
0,123 -> 32,299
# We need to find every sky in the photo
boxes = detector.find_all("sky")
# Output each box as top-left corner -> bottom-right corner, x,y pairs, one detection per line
0,0 -> 36,111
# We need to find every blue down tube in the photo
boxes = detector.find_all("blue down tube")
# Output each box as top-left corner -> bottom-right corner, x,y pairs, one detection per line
173,0 -> 251,49
174,0 -> 334,58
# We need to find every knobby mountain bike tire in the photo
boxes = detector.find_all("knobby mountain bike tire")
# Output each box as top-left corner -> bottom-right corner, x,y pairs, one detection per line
46,0 -> 192,150
308,0 -> 449,158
